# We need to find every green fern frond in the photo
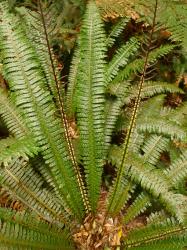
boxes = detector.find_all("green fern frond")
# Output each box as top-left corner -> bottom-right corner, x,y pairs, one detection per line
107,37 -> 140,83
104,80 -> 131,150
124,81 -> 183,105
114,44 -> 176,82
0,88 -> 28,138
0,136 -> 38,165
127,153 -> 187,222
0,3 -> 84,220
123,192 -> 151,225
136,96 -> 187,141
0,157 -> 68,226
0,207 -> 73,250
164,151 -> 187,188
33,0 -> 90,212
123,217 -> 187,250
110,179 -> 135,215
66,46 -> 80,117
147,210 -> 169,225
137,118 -> 186,141
76,1 -> 106,211
141,135 -> 170,165
107,0 -> 159,215
106,17 -> 129,47
109,145 -> 187,222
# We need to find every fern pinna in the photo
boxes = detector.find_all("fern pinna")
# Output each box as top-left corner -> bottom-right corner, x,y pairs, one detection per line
0,0 -> 187,249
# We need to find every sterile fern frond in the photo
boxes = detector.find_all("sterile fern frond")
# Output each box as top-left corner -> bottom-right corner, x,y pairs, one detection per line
165,151 -> 187,188
0,157 -> 68,226
106,17 -> 129,47
0,88 -> 28,138
107,37 -> 140,83
124,81 -> 183,105
123,218 -> 187,250
0,136 -> 38,165
141,135 -> 169,165
66,46 -> 80,118
0,207 -> 73,250
109,145 -> 187,222
123,192 -> 151,225
76,1 -> 106,211
114,44 -> 176,82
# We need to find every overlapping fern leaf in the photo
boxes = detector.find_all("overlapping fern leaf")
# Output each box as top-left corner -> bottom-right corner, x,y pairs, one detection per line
123,218 -> 187,250
0,207 -> 73,249
0,2 -> 84,220
0,0 -> 187,249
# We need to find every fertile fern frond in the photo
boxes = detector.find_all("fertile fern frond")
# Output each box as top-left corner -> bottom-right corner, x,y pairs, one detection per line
76,1 -> 106,211
107,0 -> 159,215
0,2 -> 85,220
0,207 -> 72,249
0,136 -> 38,165
35,0 -> 90,212
123,218 -> 187,250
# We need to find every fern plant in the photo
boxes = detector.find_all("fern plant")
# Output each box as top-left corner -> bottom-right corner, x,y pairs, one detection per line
0,0 -> 187,249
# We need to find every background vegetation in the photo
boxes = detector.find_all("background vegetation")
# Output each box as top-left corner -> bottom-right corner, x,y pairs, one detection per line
0,0 -> 187,249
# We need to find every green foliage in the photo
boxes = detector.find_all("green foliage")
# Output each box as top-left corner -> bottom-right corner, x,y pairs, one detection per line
0,207 -> 72,249
0,0 -> 186,249
123,218 -> 187,249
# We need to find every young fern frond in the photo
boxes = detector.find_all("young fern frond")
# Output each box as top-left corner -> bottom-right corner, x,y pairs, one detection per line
107,0 -> 159,216
0,207 -> 72,250
0,3 -> 84,220
76,1 -> 106,211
